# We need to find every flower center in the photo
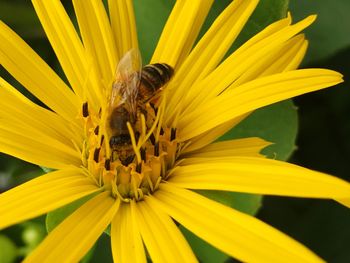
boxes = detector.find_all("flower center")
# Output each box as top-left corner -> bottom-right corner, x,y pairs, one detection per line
80,101 -> 179,202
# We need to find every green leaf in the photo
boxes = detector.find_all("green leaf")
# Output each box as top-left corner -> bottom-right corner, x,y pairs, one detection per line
45,194 -> 95,233
0,235 -> 17,263
289,0 -> 350,65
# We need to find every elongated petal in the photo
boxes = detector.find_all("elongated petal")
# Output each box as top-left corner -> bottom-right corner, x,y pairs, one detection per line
181,114 -> 249,153
0,77 -> 82,148
148,184 -> 324,263
111,203 -> 146,263
108,0 -> 138,57
180,16 -> 316,117
151,0 -> 213,68
0,168 -> 99,230
165,0 -> 258,124
178,69 -> 343,141
0,21 -> 79,122
32,0 -> 85,98
73,0 -> 118,85
25,192 -> 119,263
133,200 -> 197,263
169,157 -> 350,207
0,121 -> 81,169
182,137 -> 271,160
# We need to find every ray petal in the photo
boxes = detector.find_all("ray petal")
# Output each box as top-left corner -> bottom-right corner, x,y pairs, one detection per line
73,0 -> 118,86
0,120 -> 81,169
0,168 -> 100,230
147,184 -> 324,263
181,115 -> 249,153
182,137 -> 271,160
108,0 -> 138,57
178,69 -> 343,141
24,192 -> 119,263
165,0 -> 258,124
151,0 -> 213,68
32,0 -> 86,99
0,77 -> 82,148
111,203 -> 146,263
0,21 -> 79,122
169,157 -> 350,207
133,200 -> 197,263
179,16 -> 316,118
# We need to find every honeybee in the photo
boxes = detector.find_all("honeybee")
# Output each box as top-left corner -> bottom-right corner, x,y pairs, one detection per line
108,50 -> 174,166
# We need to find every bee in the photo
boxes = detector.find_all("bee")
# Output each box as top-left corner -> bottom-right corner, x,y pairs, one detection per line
108,49 -> 174,166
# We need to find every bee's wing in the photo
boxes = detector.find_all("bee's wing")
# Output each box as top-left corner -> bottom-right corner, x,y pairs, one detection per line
110,49 -> 142,112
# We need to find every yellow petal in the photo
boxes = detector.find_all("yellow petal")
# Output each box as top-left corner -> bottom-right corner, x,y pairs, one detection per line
0,121 -> 81,169
24,192 -> 119,263
169,157 -> 350,207
108,0 -> 138,57
0,77 -> 82,148
0,168 -> 99,230
233,34 -> 307,86
182,137 -> 271,160
111,203 -> 146,263
151,0 -> 213,68
73,0 -> 118,86
0,21 -> 79,122
32,0 -> 101,108
178,69 -> 343,141
148,183 -> 324,263
165,0 -> 258,125
179,16 -> 316,118
181,114 -> 249,153
260,35 -> 308,75
133,200 -> 197,263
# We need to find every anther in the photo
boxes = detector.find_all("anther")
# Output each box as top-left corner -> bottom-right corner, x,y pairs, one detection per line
104,159 -> 111,170
94,126 -> 99,135
136,163 -> 142,173
140,147 -> 146,161
160,127 -> 164,135
82,102 -> 89,117
100,135 -> 105,146
170,128 -> 176,141
150,133 -> 156,145
154,142 -> 160,156
93,148 -> 100,163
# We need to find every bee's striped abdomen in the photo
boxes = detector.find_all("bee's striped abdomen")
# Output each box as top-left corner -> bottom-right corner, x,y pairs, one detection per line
139,63 -> 174,102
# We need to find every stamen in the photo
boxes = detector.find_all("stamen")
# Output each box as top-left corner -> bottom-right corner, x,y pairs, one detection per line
105,159 -> 111,170
154,142 -> 160,156
100,135 -> 105,146
93,148 -> 100,163
155,102 -> 165,141
141,104 -> 162,146
150,133 -> 156,145
82,102 -> 89,117
127,122 -> 142,163
171,128 -> 176,141
94,126 -> 99,135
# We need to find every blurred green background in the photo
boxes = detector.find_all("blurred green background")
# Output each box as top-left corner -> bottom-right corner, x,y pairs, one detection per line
0,0 -> 349,262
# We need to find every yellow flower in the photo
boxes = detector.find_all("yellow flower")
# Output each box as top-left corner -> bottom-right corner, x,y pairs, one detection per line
0,0 -> 349,262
